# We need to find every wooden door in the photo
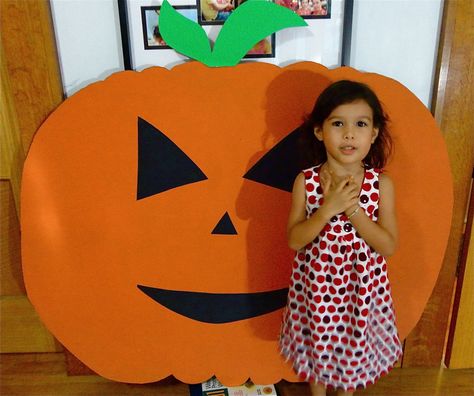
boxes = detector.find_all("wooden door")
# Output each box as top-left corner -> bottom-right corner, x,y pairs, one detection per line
1,0 -> 63,353
402,0 -> 474,368
445,174 -> 474,368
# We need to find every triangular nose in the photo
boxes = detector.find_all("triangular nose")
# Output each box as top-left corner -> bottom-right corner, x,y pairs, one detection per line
211,212 -> 237,235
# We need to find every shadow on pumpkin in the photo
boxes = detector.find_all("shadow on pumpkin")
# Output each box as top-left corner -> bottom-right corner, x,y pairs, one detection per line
235,70 -> 332,341
235,68 -> 434,344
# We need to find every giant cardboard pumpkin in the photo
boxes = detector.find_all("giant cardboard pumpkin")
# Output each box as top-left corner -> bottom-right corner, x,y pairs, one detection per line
21,1 -> 452,387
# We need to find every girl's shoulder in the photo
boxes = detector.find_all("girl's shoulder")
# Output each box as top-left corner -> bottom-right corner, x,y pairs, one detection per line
365,166 -> 390,182
301,164 -> 322,178
379,172 -> 394,190
371,170 -> 395,199
363,167 -> 394,198
292,164 -> 321,193
365,166 -> 392,182
365,166 -> 383,175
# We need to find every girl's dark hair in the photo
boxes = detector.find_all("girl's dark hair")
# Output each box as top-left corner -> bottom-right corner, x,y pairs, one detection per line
298,80 -> 393,170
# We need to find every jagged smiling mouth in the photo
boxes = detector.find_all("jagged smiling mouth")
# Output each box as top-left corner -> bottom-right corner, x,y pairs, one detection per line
137,285 -> 289,324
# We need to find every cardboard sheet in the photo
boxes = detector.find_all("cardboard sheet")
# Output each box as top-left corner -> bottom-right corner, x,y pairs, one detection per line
21,62 -> 452,384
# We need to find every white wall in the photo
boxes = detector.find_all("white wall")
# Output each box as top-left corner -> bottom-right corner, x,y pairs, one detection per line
350,0 -> 444,107
50,0 -> 443,107
50,0 -> 124,96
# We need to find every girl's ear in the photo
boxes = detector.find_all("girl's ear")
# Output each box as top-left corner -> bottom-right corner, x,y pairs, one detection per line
314,127 -> 323,141
371,127 -> 379,144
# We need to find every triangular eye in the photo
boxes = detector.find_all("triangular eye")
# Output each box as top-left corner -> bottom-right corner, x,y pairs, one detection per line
137,117 -> 207,200
243,127 -> 302,192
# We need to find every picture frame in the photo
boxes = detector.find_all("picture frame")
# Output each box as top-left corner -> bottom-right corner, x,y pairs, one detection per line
243,34 -> 275,59
197,0 -> 245,26
274,0 -> 331,19
141,5 -> 198,50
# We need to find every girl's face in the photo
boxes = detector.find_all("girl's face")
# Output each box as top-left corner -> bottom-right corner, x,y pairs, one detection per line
314,99 -> 379,167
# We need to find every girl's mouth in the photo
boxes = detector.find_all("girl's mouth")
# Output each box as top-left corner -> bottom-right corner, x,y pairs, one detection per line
340,145 -> 356,155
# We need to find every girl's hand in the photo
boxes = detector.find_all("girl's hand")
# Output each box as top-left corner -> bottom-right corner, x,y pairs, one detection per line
319,171 -> 359,218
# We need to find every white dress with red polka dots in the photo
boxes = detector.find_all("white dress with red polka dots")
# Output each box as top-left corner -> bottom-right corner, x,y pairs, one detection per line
279,165 -> 403,392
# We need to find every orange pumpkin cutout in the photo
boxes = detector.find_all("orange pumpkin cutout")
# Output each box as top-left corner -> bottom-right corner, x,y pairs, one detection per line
21,62 -> 452,385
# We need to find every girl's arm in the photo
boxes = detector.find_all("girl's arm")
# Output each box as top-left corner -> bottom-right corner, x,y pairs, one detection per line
287,172 -> 359,250
345,174 -> 398,256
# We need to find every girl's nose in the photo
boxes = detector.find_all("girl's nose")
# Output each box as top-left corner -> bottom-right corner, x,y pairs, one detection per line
343,128 -> 355,139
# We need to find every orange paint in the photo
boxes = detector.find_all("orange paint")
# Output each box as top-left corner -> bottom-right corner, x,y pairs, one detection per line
21,62 -> 452,384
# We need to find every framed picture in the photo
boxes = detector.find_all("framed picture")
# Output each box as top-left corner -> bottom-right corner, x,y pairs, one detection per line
244,34 -> 275,59
198,0 -> 240,25
141,5 -> 198,49
274,0 -> 331,19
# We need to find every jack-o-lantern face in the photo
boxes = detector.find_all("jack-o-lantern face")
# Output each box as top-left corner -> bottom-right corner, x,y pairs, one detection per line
21,62 -> 452,385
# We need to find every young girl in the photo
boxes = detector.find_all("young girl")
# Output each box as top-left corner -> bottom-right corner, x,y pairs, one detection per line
279,80 -> 403,396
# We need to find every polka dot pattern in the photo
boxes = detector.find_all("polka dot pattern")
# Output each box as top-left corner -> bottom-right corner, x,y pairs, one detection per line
279,165 -> 403,392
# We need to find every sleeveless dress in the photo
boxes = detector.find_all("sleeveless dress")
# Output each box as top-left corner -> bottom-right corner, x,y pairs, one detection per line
279,165 -> 403,392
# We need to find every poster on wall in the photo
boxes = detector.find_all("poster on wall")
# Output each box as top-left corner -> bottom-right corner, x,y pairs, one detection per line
125,0 -> 343,69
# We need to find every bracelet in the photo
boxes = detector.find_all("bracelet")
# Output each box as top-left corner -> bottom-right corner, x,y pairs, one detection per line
347,206 -> 360,220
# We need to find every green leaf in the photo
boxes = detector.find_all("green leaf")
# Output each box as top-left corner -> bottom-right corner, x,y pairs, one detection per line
159,0 -> 212,64
210,0 -> 307,67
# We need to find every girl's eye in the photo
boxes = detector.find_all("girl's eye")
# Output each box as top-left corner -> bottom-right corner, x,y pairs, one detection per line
332,121 -> 343,127
357,121 -> 368,127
